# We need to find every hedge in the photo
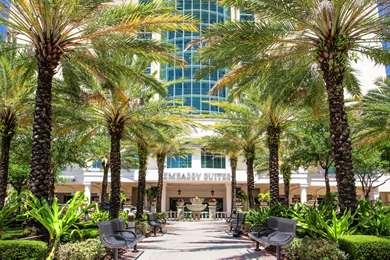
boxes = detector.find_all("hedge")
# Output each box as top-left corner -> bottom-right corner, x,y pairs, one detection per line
0,240 -> 48,260
339,235 -> 390,260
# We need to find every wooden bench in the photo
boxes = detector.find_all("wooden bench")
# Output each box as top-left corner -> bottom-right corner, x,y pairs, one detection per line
248,216 -> 296,260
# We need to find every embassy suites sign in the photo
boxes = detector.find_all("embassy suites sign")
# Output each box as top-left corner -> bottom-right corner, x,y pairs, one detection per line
164,172 -> 231,182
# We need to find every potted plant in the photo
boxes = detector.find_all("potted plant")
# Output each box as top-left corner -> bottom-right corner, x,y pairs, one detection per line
258,192 -> 270,206
235,190 -> 248,211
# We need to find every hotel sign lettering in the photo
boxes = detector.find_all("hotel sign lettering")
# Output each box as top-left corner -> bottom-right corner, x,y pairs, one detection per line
164,172 -> 231,182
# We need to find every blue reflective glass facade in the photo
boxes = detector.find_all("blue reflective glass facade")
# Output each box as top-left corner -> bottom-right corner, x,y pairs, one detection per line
161,0 -> 229,112
167,154 -> 192,168
201,150 -> 226,168
378,1 -> 390,77
0,0 -> 9,40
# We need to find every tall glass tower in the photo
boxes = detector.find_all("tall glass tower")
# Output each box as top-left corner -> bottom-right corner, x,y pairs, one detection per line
161,0 -> 230,112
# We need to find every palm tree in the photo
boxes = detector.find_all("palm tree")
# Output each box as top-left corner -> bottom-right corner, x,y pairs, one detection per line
130,100 -> 192,219
355,80 -> 390,147
150,131 -> 190,213
0,45 -> 34,208
260,99 -> 295,204
202,0 -> 389,211
0,0 -> 196,200
201,131 -> 241,212
208,101 -> 264,208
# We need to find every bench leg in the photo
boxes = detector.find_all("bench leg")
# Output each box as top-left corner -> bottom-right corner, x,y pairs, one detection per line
154,227 -> 157,236
276,246 -> 281,260
113,248 -> 118,260
255,242 -> 261,252
133,243 -> 138,253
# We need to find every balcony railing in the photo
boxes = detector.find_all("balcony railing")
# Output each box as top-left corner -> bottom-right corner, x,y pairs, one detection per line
167,211 -> 227,220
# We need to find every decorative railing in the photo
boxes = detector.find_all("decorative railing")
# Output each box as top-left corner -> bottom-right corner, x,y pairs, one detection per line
167,211 -> 227,220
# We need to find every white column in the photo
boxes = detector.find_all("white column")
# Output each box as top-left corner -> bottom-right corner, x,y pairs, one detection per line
161,183 -> 167,212
300,184 -> 308,204
192,148 -> 202,170
84,183 -> 91,204
225,183 -> 232,213
370,189 -> 380,201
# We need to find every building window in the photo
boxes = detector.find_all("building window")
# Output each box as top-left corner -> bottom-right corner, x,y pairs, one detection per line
167,154 -> 192,168
91,159 -> 102,169
201,149 -> 226,168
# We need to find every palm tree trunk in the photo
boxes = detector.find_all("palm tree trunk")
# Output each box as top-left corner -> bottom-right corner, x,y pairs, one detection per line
281,163 -> 291,206
0,109 -> 16,208
230,156 -> 238,213
156,153 -> 165,213
101,160 -> 109,205
245,147 -> 255,208
267,124 -> 281,205
109,134 -> 121,219
28,62 -> 56,201
136,142 -> 148,219
319,53 -> 357,211
324,167 -> 331,198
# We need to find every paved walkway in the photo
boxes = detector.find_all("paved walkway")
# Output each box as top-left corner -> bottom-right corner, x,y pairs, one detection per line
129,221 -> 276,260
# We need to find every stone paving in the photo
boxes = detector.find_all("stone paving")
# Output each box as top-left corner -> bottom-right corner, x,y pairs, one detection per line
125,220 -> 276,260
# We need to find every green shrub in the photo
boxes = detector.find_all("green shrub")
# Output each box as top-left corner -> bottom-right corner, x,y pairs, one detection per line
245,208 -> 271,227
0,228 -> 30,240
292,207 -> 355,241
62,228 -> 99,242
354,200 -> 390,236
286,237 -> 347,260
0,240 -> 48,260
56,238 -> 105,260
339,235 -> 390,260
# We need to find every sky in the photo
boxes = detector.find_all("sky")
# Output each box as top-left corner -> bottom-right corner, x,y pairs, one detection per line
352,55 -> 387,95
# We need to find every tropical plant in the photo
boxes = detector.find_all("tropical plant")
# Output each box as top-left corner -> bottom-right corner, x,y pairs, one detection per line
150,130 -> 190,213
26,192 -> 87,259
205,100 -> 265,208
354,80 -> 390,147
257,192 -> 270,203
0,191 -> 19,233
204,0 -> 390,211
355,200 -> 390,236
0,0 -> 196,201
131,99 -> 192,219
292,206 -> 355,242
201,125 -> 243,211
245,207 -> 271,227
0,44 -> 34,208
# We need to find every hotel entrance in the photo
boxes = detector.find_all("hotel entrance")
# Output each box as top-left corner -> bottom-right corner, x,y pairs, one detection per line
164,183 -> 230,214
168,197 -> 224,212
